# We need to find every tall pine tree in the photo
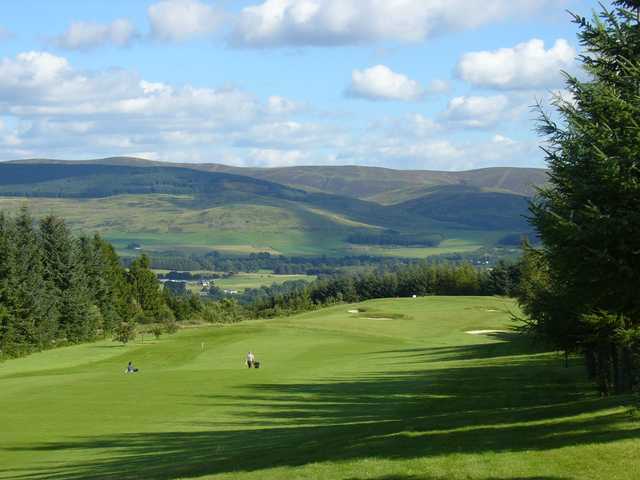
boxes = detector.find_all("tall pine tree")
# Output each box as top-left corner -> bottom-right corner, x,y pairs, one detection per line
39,215 -> 95,343
5,208 -> 56,352
527,1 -> 640,394
128,254 -> 164,321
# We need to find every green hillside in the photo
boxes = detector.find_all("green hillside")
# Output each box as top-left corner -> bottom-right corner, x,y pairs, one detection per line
0,160 -> 543,257
1,297 -> 636,480
10,158 -> 548,199
397,185 -> 532,230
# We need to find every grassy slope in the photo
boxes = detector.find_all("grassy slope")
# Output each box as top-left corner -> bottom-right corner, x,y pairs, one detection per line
1,297 -> 637,480
0,195 -> 369,256
0,194 -> 486,257
396,186 -> 532,231
0,160 -> 546,257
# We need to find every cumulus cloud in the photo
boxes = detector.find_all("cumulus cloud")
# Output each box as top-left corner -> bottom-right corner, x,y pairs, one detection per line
148,0 -> 224,42
232,0 -> 552,47
0,51 -> 266,126
441,95 -> 512,129
347,65 -> 424,102
53,19 -> 137,50
0,52 -> 322,161
0,50 -> 546,170
343,129 -> 542,171
456,38 -> 576,90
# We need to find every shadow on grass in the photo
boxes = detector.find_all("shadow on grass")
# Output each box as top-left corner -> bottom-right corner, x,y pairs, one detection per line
1,338 -> 637,480
344,477 -> 571,480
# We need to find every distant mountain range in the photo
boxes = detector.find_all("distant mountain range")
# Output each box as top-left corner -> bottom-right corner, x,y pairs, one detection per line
10,156 -> 547,199
0,158 -> 548,257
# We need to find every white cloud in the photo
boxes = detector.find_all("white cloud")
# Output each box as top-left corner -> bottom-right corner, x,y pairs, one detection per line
441,95 -> 511,128
456,38 -> 576,90
0,51 -> 318,162
343,129 -> 542,171
148,0 -> 224,42
0,52 -> 263,123
347,65 -> 423,102
0,50 -> 547,171
54,19 -> 137,50
232,0 -> 553,47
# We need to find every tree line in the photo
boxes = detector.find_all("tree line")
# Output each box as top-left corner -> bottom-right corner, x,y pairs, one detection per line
206,262 -> 512,321
346,231 -> 442,247
139,250 -> 422,275
0,209 -> 200,359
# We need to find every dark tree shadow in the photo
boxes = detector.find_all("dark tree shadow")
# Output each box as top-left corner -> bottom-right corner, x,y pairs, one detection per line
344,476 -> 571,480
1,337 -> 636,480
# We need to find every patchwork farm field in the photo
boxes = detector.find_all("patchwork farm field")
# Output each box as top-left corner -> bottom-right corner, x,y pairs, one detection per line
1,297 -> 637,480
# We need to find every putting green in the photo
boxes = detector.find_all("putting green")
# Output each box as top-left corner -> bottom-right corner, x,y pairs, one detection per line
0,297 -> 637,479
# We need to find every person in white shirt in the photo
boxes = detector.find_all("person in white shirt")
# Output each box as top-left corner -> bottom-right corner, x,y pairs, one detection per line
247,351 -> 255,368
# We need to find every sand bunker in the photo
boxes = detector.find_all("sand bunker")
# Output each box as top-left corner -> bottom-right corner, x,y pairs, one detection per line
466,329 -> 510,335
348,309 -> 360,313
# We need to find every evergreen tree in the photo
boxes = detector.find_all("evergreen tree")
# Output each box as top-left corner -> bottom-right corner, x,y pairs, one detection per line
80,234 -> 133,333
39,216 -> 95,343
527,1 -> 640,394
5,208 -> 56,352
128,254 -> 164,320
0,213 -> 14,354
95,235 -> 136,324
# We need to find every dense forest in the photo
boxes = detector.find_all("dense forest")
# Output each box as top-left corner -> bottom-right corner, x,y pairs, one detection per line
144,250 -> 421,275
134,247 -> 513,275
0,209 -> 200,358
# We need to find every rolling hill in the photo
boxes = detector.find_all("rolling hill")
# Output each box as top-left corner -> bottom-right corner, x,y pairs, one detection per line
0,159 -> 546,257
11,157 -> 548,199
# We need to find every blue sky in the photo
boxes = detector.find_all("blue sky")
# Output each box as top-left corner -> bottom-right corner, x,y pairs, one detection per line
0,0 -> 606,170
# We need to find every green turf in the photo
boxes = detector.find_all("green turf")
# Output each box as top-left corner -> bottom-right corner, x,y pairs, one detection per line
212,273 -> 316,292
1,297 -> 637,480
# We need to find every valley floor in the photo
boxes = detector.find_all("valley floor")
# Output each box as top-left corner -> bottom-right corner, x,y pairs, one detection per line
0,297 -> 637,480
